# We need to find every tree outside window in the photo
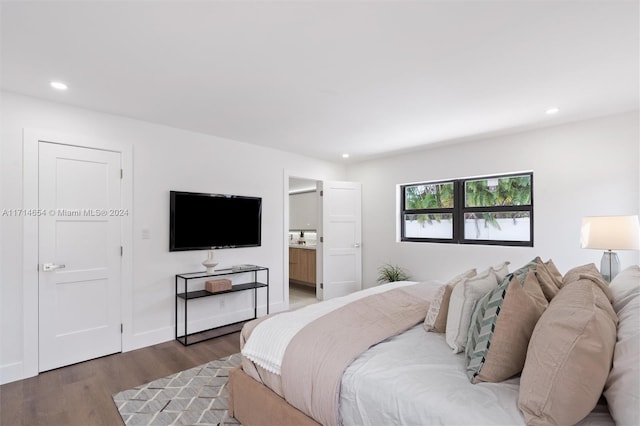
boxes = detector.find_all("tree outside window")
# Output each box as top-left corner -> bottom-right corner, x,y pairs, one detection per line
401,172 -> 533,246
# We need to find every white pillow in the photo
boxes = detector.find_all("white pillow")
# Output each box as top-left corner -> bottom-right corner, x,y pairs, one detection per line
448,268 -> 478,283
445,268 -> 499,353
491,261 -> 511,282
604,265 -> 640,426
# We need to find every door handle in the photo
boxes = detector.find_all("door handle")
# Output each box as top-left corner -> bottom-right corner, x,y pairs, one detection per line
42,263 -> 66,271
353,243 -> 361,248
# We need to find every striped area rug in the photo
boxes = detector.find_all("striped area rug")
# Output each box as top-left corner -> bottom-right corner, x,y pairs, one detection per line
112,353 -> 241,426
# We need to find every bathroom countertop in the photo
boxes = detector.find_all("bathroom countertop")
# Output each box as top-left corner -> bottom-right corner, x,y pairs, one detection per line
289,244 -> 317,250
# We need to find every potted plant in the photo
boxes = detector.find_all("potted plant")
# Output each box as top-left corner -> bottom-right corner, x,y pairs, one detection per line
377,264 -> 410,284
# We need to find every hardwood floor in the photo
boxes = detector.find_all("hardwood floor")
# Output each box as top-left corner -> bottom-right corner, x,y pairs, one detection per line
0,332 -> 240,426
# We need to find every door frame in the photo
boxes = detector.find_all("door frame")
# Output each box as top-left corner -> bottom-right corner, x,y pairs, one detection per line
22,129 -> 133,379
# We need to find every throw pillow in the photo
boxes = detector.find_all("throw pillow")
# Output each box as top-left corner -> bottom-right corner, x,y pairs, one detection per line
510,257 -> 541,282
424,268 -> 476,333
563,262 -> 599,284
564,263 -> 613,301
518,273 -> 618,426
447,268 -> 478,284
544,259 -> 563,287
424,284 -> 448,332
604,265 -> 640,426
533,258 -> 562,301
445,269 -> 499,353
491,261 -> 510,281
465,271 -> 548,383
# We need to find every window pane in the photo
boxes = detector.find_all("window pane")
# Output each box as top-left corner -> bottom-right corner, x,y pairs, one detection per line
465,175 -> 531,207
463,212 -> 531,241
404,182 -> 454,210
404,213 -> 453,239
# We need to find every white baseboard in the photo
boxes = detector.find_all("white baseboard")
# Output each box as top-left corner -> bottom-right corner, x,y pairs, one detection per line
3,303 -> 286,384
126,302 -> 282,352
0,361 -> 25,385
125,326 -> 174,352
180,308 -> 254,336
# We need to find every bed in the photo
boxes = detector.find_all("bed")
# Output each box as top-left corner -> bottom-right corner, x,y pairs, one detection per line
229,262 -> 639,426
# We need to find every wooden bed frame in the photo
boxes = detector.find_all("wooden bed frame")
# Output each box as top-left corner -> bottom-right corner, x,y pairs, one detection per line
229,366 -> 320,426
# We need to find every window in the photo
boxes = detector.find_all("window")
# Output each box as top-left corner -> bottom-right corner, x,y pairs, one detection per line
400,172 -> 533,246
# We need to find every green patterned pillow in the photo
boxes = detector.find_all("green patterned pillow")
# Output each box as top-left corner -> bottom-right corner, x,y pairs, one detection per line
511,257 -> 541,281
465,270 -> 548,383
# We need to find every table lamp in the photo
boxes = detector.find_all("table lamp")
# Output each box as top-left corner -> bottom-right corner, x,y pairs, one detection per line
580,215 -> 640,282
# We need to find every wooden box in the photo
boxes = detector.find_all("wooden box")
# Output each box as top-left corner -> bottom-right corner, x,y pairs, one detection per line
205,279 -> 232,293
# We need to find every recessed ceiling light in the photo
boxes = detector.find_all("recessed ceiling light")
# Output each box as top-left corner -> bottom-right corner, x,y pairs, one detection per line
50,81 -> 68,91
342,153 -> 350,159
545,107 -> 559,115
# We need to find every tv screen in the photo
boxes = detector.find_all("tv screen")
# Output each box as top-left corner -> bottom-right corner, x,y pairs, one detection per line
170,191 -> 262,251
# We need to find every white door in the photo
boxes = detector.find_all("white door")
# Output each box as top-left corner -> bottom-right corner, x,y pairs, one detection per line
317,181 -> 362,300
38,142 -> 122,372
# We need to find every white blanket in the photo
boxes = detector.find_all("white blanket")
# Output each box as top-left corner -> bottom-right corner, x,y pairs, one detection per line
241,281 -> 424,375
339,325 -> 614,426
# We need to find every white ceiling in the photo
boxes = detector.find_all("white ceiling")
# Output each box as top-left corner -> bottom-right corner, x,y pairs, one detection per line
1,1 -> 638,162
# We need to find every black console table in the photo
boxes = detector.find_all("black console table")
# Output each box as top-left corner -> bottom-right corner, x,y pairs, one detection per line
175,265 -> 269,346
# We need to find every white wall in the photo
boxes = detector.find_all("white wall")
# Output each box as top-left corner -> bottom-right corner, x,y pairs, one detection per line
2,92 -> 637,384
347,112 -> 639,286
0,92 -> 346,383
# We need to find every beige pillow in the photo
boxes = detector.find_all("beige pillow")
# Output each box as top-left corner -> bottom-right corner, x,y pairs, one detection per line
445,269 -> 499,353
505,257 -> 561,301
518,273 -> 618,426
533,258 -> 562,301
604,265 -> 640,426
466,271 -> 548,383
544,259 -> 563,287
563,262 -> 599,285
424,284 -> 452,333
564,263 -> 613,301
424,268 -> 476,333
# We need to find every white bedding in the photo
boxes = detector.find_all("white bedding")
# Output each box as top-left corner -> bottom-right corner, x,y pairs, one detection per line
339,324 -> 614,426
242,280 -> 426,375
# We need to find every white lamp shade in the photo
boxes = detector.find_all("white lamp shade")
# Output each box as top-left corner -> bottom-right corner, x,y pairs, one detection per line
580,215 -> 640,250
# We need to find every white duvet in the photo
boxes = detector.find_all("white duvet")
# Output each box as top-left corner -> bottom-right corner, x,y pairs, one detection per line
339,325 -> 614,426
242,280 -> 424,375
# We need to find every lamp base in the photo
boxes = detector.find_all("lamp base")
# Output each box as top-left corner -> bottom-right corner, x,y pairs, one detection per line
600,251 -> 620,283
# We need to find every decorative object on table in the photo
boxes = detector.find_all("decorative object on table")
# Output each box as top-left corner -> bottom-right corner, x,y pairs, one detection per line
231,264 -> 257,272
202,249 -> 218,273
580,215 -> 640,282
206,279 -> 232,293
376,263 -> 410,284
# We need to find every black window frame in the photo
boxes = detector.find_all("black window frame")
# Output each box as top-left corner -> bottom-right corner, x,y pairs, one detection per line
400,172 -> 533,247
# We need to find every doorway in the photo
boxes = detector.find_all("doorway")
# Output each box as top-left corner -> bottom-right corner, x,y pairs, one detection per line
283,172 -> 363,309
288,177 -> 319,309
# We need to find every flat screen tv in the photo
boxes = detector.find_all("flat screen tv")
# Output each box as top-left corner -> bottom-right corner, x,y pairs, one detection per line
170,191 -> 262,251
